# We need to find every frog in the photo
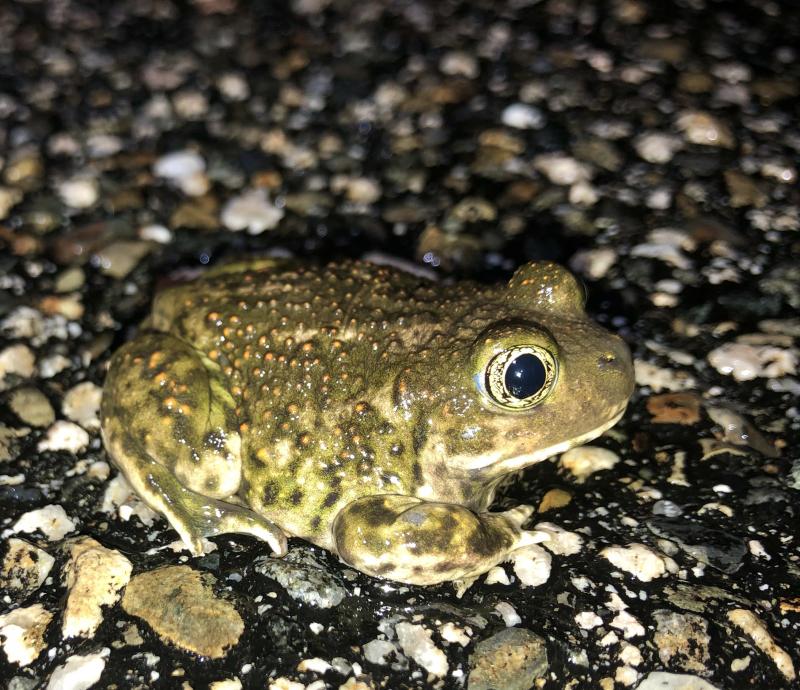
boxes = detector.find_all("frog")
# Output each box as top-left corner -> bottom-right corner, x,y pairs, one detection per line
101,258 -> 634,586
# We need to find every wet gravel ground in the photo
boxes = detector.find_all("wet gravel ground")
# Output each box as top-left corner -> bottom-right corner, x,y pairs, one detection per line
1,0 -> 799,688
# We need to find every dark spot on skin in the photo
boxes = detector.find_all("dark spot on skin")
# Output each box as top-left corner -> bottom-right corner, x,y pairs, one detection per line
262,481 -> 280,505
374,563 -> 394,575
412,418 -> 428,455
412,461 -> 423,483
433,561 -> 454,574
204,477 -> 218,492
322,491 -> 340,508
390,442 -> 404,456
330,476 -> 342,490
310,516 -> 321,530
290,489 -> 303,505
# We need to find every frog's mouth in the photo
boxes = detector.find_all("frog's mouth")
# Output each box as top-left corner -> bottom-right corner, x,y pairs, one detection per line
463,404 -> 628,474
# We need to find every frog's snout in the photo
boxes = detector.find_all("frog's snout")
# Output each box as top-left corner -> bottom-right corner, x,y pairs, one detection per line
596,337 -> 635,395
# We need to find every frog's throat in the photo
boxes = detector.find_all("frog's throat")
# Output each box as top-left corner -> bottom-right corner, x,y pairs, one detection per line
463,405 -> 628,474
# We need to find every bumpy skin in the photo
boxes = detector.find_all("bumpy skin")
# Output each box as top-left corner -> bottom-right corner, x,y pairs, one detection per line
101,258 -> 634,585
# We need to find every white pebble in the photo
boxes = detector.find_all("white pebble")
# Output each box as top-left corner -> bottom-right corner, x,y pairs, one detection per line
38,420 -> 90,453
708,342 -> 797,381
0,604 -> 53,666
6,504 -> 77,541
0,344 -> 36,388
676,110 -> 735,149
439,51 -> 479,79
216,72 -> 250,101
570,247 -> 617,280
634,133 -> 683,163
601,543 -> 678,582
395,622 -> 448,677
46,648 -> 110,690
575,611 -> 603,629
153,150 -> 208,196
511,543 -> 552,587
494,601 -> 521,627
62,537 -> 132,639
534,153 -> 592,185
221,189 -> 285,235
62,382 -> 103,431
501,103 -> 545,129
560,445 -> 619,483
139,224 -> 173,244
57,176 -> 99,209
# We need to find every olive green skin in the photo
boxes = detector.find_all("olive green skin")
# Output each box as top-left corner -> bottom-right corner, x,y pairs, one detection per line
101,258 -> 634,585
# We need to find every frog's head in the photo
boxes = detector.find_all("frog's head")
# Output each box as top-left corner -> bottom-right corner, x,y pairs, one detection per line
392,261 -> 634,496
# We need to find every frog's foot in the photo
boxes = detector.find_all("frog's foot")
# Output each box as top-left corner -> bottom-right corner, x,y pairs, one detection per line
332,495 -> 538,586
104,422 -> 286,557
135,457 -> 287,557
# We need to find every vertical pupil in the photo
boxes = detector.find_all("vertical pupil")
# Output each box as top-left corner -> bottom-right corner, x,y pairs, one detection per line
505,353 -> 546,399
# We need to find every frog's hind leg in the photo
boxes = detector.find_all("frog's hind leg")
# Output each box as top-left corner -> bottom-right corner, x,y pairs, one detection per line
333,495 -> 539,585
101,333 -> 286,556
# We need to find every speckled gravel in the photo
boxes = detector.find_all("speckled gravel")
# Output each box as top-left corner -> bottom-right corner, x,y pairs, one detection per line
1,1 -> 799,689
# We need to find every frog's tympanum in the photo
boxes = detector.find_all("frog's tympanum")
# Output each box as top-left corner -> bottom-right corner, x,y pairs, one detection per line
101,259 -> 634,585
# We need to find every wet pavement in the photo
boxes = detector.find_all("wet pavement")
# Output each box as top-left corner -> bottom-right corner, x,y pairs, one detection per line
1,0 -> 799,688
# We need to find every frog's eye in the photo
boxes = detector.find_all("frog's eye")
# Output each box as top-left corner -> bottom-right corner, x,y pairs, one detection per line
484,346 -> 558,410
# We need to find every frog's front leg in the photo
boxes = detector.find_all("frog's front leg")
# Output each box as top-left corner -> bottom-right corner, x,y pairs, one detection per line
101,333 -> 286,556
332,495 -> 538,585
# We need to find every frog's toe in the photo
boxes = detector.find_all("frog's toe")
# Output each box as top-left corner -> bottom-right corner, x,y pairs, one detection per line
500,504 -> 535,528
213,506 -> 288,556
515,527 -> 550,550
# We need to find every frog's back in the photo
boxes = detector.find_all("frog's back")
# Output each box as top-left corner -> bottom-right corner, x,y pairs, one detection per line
145,260 -> 491,544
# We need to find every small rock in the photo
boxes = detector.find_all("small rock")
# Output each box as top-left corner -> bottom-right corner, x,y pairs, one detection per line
494,601 -> 521,627
537,488 -> 572,512
439,51 -> 479,79
534,153 -> 592,185
216,72 -> 250,101
396,622 -> 448,678
501,103 -> 545,129
676,111 -> 735,149
9,388 -> 55,428
122,565 -> 243,659
54,267 -> 85,293
46,648 -> 109,690
62,537 -> 133,639
363,639 -> 401,666
705,406 -> 778,457
560,446 -> 620,483
646,392 -> 701,425
569,247 -> 617,280
653,610 -> 711,673
468,628 -> 548,690
57,176 -> 99,209
95,240 -> 153,279
707,342 -> 797,381
600,543 -> 678,582
727,609 -> 795,681
62,382 -> 103,431
345,178 -> 382,204
0,185 -> 24,220
0,538 -> 55,598
253,550 -> 345,608
7,504 -> 77,541
0,344 -> 36,390
724,170 -> 767,208
636,672 -> 721,690
37,421 -> 90,453
221,189 -> 285,234
0,604 -> 54,666
634,133 -> 683,163
511,544 -> 552,587
153,150 -> 208,196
